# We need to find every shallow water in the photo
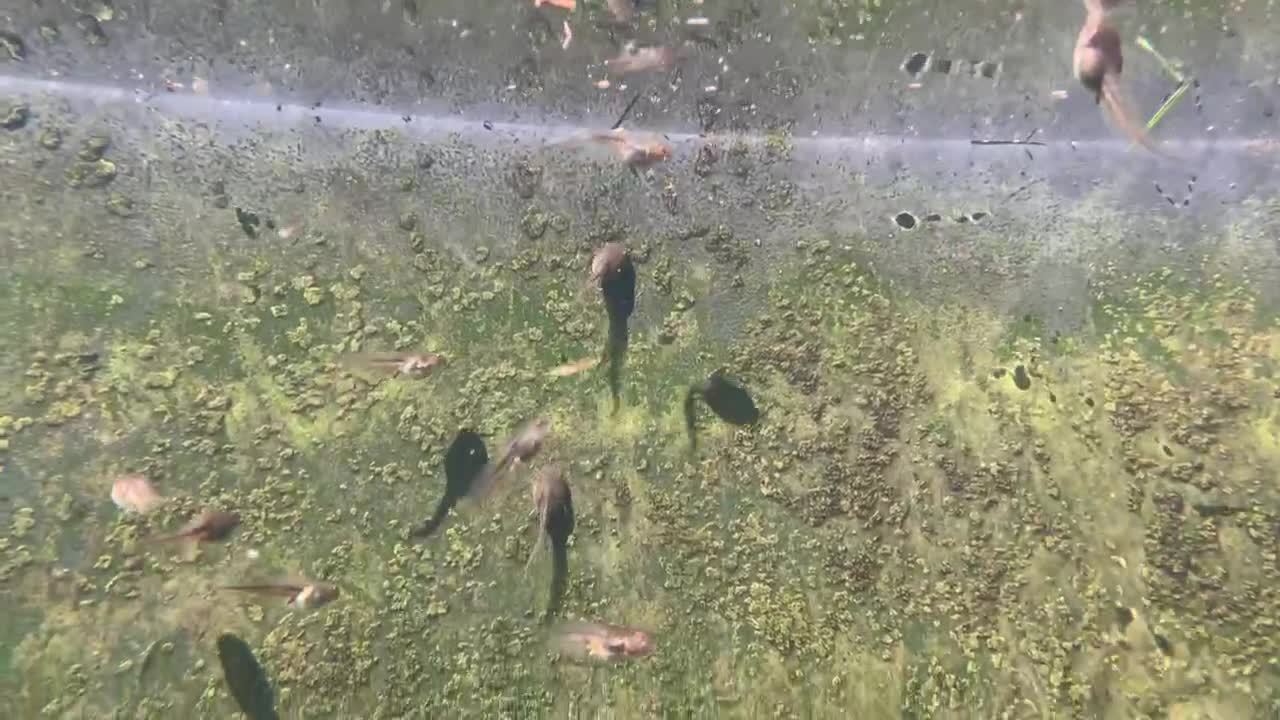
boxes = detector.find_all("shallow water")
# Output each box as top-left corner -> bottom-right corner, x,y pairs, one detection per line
2,0 -> 1280,718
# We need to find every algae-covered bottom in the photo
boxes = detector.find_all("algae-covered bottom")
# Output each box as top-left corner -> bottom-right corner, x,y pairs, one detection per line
1,217 -> 1279,719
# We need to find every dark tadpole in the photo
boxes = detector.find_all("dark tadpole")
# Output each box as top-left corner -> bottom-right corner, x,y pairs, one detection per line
1012,364 -> 1032,391
684,370 -> 760,451
411,430 -> 489,539
540,471 -> 575,624
216,633 -> 278,720
600,252 -> 636,412
1192,503 -> 1247,518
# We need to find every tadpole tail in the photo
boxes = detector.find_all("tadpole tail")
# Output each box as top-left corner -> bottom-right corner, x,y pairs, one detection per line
683,386 -> 701,452
1100,78 -> 1181,162
221,584 -> 302,599
604,314 -> 629,413
142,531 -> 194,545
544,538 -> 570,624
410,494 -> 456,539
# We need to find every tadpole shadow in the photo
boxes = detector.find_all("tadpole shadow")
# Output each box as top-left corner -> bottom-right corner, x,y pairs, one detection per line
217,633 -> 278,720
683,370 -> 760,452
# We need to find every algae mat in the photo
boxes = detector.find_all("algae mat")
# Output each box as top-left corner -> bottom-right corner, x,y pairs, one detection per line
2,184 -> 1280,718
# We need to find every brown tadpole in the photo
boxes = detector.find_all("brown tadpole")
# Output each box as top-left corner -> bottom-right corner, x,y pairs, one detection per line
144,510 -> 240,545
1073,0 -> 1165,155
588,242 -> 627,288
552,128 -> 671,174
549,621 -> 653,663
471,417 -> 552,498
342,352 -> 443,378
221,582 -> 340,610
525,464 -> 575,623
684,370 -> 760,452
497,417 -> 552,473
578,242 -> 636,412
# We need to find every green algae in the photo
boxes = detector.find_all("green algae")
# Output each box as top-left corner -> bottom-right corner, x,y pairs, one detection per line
1,178 -> 1279,720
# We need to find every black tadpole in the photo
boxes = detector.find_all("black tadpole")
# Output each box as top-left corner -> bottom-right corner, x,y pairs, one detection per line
543,485 -> 575,624
684,370 -> 760,451
600,253 -> 636,413
411,430 -> 489,539
216,633 -> 278,720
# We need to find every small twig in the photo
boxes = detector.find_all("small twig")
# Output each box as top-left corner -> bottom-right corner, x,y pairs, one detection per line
1135,36 -> 1186,83
971,139 -> 1047,147
612,90 -> 643,130
1135,35 -> 1193,132
1006,178 -> 1045,200
1146,80 -> 1190,131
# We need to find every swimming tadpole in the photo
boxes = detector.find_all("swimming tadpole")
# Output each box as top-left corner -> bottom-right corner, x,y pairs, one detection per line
684,370 -> 760,451
469,417 -> 553,501
599,246 -> 636,413
216,633 -> 279,720
411,429 -> 489,539
526,464 -> 575,623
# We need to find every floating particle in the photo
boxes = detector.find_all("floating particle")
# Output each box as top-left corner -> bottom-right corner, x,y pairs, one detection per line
1,103 -> 30,131
0,31 -> 24,61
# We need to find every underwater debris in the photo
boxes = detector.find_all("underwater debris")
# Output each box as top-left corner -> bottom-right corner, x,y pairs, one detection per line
76,0 -> 116,23
604,43 -> 673,76
606,0 -> 636,22
105,192 -> 135,217
1,103 -> 30,131
527,464 -> 574,622
76,13 -> 107,45
0,30 -> 25,61
1115,605 -> 1134,629
684,370 -> 760,451
216,633 -> 279,720
65,158 -> 117,188
221,581 -> 340,610
509,158 -> 542,199
1191,503 -> 1248,518
77,135 -> 110,161
110,475 -> 165,514
534,0 -> 576,9
1012,364 -> 1032,390
235,208 -> 261,238
412,429 -> 489,539
37,126 -> 62,149
144,510 -> 239,545
549,621 -> 652,663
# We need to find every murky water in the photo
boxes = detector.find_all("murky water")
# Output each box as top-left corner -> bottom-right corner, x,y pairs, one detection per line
2,0 -> 1280,718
